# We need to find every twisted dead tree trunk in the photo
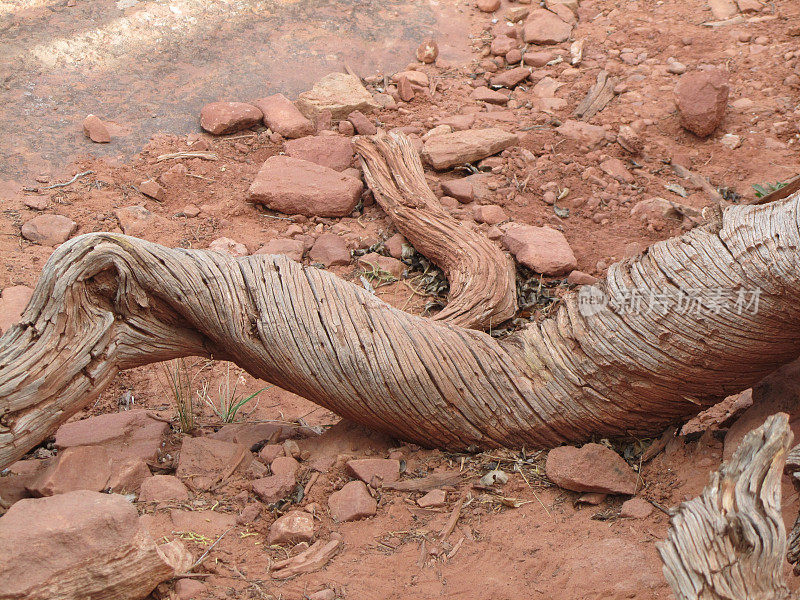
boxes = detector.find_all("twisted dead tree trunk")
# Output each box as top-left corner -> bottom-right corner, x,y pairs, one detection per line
2,139 -> 800,468
355,134 -> 516,329
659,413 -> 795,600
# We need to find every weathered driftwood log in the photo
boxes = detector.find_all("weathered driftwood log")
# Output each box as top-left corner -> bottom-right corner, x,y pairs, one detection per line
658,413 -> 794,600
2,186 -> 800,469
355,133 -> 516,329
784,443 -> 800,573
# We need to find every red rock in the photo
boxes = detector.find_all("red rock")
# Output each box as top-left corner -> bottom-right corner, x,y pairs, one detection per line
268,510 -> 314,545
0,285 -> 33,334
347,110 -> 377,135
20,214 -> 77,246
23,195 -> 49,210
397,75 -> 415,102
309,233 -> 350,266
502,225 -> 577,275
346,458 -> 400,485
209,237 -> 248,257
709,0 -> 738,19
82,114 -> 111,143
175,437 -> 252,490
139,475 -> 190,503
0,459 -> 49,508
523,51 -> 556,67
249,156 -> 363,218
107,457 -> 152,494
532,76 -> 564,98
384,233 -> 407,259
549,2 -> 576,23
556,119 -> 609,149
674,69 -> 729,137
236,503 -> 262,525
255,238 -> 305,262
620,497 -> 653,519
599,158 -> 635,183
523,9 -> 572,44
724,360 -> 800,460
506,48 -> 523,64
0,491 -> 175,600
471,86 -> 509,105
258,444 -> 285,464
416,39 -> 439,64
546,443 -> 637,495
441,173 -> 490,203
139,179 -> 166,201
328,480 -> 377,522
477,0 -> 500,11
567,270 -> 598,285
473,204 -> 509,225
296,73 -> 378,119
490,35 -> 517,56
392,70 -> 429,87
436,114 -> 476,131
253,94 -> 314,138
174,578 -> 207,600
309,590 -> 336,600
55,410 -> 169,462
200,101 -> 262,135
736,0 -> 762,12
252,474 -> 296,503
271,456 -> 300,478
576,492 -> 607,505
417,488 -> 447,507
284,134 -> 354,171
27,446 -> 114,496
115,205 -> 156,237
490,66 -> 532,88
422,128 -> 518,170
357,253 -> 404,277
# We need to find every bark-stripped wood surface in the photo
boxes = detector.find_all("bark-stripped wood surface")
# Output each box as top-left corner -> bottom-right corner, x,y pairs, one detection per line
355,133 -> 516,329
658,413 -> 794,600
2,183 -> 800,469
784,443 -> 800,573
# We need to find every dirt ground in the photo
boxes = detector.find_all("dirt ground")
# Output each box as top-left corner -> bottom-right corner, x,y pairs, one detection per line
1,0 -> 800,598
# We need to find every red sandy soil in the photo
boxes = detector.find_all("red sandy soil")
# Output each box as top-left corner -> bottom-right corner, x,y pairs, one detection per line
1,0 -> 800,598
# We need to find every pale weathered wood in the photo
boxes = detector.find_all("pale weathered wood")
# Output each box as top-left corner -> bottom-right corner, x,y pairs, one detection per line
658,413 -> 794,600
355,132 -> 516,329
574,70 -> 618,120
2,186 -> 800,468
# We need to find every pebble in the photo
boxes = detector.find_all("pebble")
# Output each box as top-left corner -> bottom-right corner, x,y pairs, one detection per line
254,94 -> 315,139
328,480 -> 377,522
502,225 -> 577,275
199,101 -> 262,135
477,0 -> 501,12
82,114 -> 111,143
21,214 -> 77,246
249,155 -> 363,217
309,233 -> 351,266
674,69 -> 729,137
522,9 -> 572,45
139,179 -> 165,201
546,443 -> 638,495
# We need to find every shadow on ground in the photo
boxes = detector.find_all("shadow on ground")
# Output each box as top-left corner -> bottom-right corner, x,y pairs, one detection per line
0,0 -> 470,179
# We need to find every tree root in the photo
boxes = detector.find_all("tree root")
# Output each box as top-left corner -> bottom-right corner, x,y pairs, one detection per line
659,413 -> 794,600
1,184 -> 800,469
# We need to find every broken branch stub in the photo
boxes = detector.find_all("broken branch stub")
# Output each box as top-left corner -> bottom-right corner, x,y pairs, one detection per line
2,190 -> 800,469
658,413 -> 794,600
